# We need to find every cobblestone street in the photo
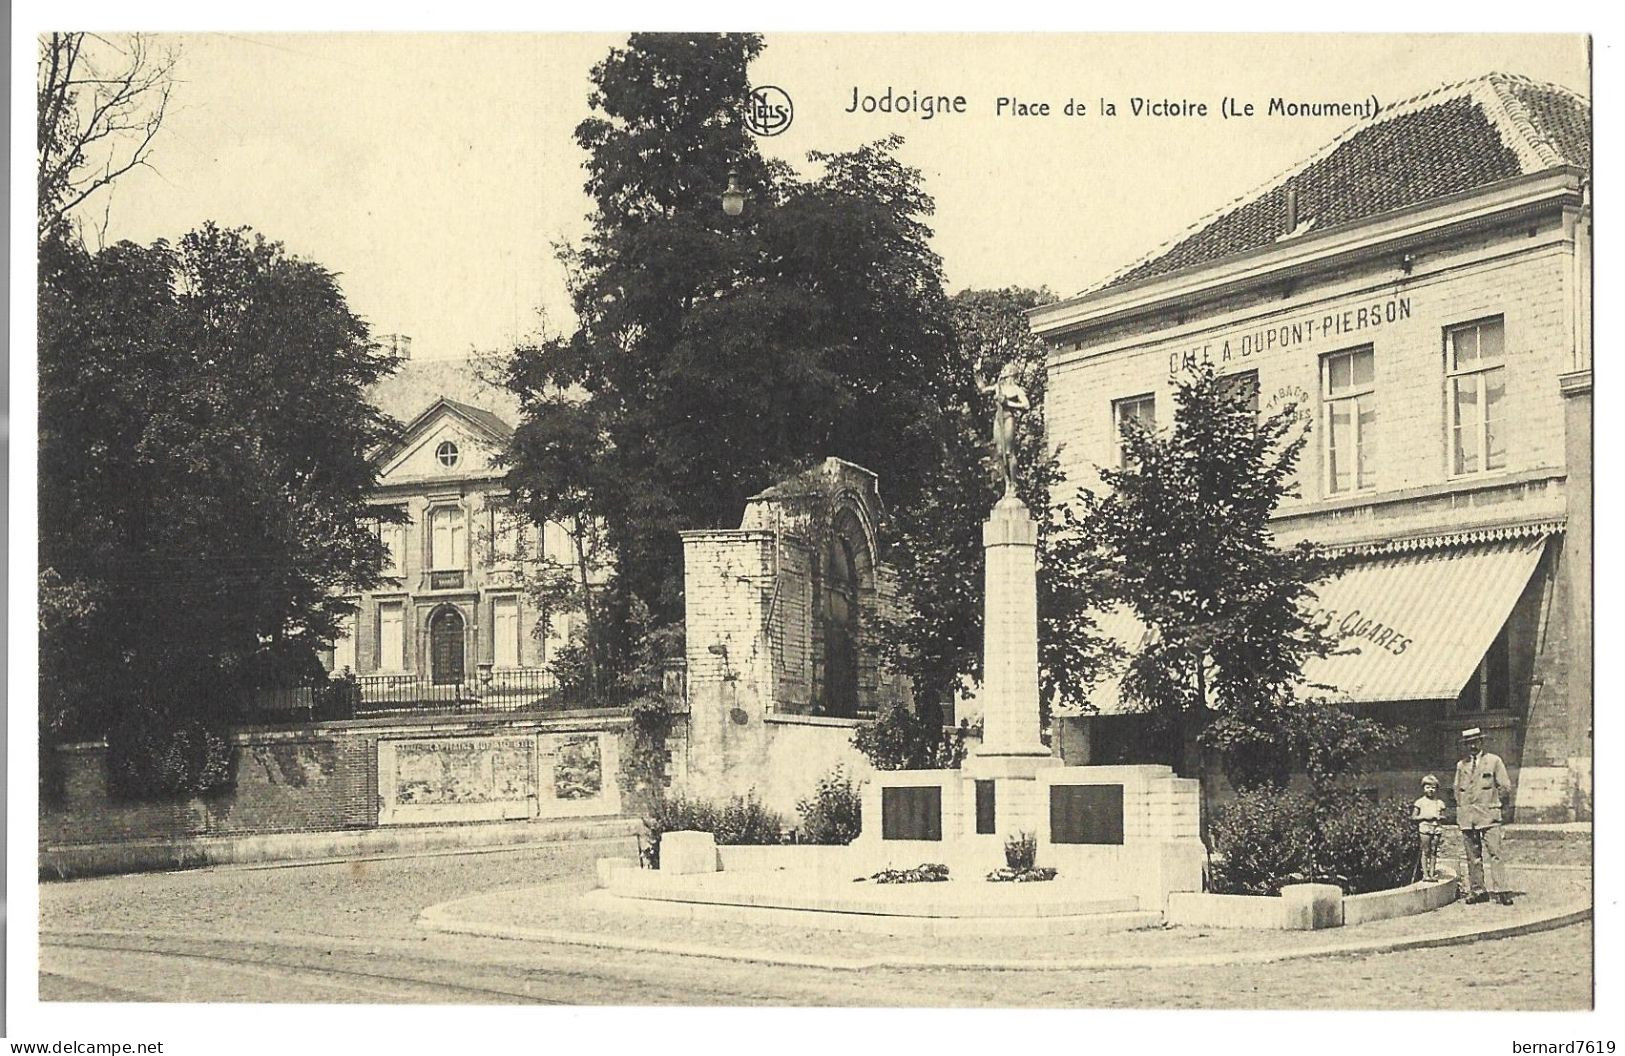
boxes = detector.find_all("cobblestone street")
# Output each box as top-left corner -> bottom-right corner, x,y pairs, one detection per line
37,832 -> 1592,1009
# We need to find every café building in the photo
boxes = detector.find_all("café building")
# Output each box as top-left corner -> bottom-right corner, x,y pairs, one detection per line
1030,74 -> 1591,820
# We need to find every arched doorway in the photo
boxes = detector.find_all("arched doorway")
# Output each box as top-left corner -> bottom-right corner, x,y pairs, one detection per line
430,607 -> 466,686
821,536 -> 861,718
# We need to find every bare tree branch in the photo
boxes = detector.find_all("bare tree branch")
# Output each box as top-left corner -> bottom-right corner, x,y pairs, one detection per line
37,32 -> 177,243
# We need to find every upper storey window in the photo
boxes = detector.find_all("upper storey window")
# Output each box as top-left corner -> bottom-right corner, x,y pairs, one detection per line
1446,317 -> 1507,476
1322,346 -> 1376,494
430,506 -> 467,570
1217,369 -> 1260,416
370,510 -> 406,576
1112,393 -> 1156,468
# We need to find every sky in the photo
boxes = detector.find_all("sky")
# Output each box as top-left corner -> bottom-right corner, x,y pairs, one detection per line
83,32 -> 1590,361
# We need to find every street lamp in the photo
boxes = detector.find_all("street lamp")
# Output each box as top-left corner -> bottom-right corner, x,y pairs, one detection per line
721,170 -> 745,216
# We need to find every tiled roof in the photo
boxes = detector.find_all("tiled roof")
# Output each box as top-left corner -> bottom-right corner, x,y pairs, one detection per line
1092,73 -> 1590,294
368,356 -> 519,431
441,397 -> 515,441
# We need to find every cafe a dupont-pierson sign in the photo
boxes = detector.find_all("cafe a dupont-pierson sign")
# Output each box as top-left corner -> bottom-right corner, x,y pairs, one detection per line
1167,295 -> 1413,374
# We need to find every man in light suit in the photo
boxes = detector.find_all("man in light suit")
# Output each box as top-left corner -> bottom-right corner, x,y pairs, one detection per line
1454,727 -> 1514,905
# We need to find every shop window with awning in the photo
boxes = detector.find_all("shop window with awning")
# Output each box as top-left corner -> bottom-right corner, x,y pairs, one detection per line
1072,535 -> 1549,712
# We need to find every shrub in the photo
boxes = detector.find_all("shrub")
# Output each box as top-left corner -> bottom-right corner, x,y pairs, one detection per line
1208,789 -> 1317,895
641,791 -> 785,867
1316,798 -> 1418,895
1208,788 -> 1416,896
1004,831 -> 1037,871
313,672 -> 361,720
796,766 -> 863,845
105,705 -> 235,800
1205,697 -> 1403,797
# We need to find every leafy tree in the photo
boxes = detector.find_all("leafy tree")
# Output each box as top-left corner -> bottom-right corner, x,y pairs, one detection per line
878,287 -> 1119,727
1065,363 -> 1387,794
851,704 -> 971,771
503,34 -> 966,700
38,224 -> 398,794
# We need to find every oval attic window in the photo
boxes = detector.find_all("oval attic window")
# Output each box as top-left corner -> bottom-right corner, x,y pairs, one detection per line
436,440 -> 461,468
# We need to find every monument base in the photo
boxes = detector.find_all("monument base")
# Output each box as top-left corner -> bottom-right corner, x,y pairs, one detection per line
962,750 -> 1062,781
850,763 -> 1204,909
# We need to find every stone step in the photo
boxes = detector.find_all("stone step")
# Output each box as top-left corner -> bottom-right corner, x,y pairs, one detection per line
610,872 -> 1139,918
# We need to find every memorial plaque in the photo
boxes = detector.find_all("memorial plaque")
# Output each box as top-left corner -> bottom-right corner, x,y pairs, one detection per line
975,780 -> 997,835
881,785 -> 943,841
1049,783 -> 1125,845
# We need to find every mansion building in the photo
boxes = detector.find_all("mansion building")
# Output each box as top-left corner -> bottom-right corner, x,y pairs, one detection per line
323,354 -> 578,710
1031,74 -> 1591,820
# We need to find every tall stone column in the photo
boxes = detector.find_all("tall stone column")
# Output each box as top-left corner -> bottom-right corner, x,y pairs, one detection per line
968,493 -> 1056,776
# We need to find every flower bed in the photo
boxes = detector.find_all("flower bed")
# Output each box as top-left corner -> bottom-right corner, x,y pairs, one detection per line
862,863 -> 950,884
987,867 -> 1058,883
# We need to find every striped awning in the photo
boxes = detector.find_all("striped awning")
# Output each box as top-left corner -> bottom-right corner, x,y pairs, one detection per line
1069,536 -> 1549,713
1301,536 -> 1547,701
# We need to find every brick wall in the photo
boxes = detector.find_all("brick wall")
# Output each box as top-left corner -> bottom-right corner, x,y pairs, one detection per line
42,728 -> 376,846
679,528 -> 776,801
41,714 -> 636,846
680,460 -> 911,805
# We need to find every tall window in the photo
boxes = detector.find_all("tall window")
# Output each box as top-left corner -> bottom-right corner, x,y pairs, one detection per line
542,610 -> 573,665
371,510 -> 406,576
332,611 -> 357,674
1112,393 -> 1156,468
378,601 -> 406,672
1217,370 -> 1260,415
1322,346 -> 1376,493
489,509 -> 529,567
430,506 -> 466,570
1447,317 -> 1507,476
492,596 -> 521,668
543,520 -> 574,565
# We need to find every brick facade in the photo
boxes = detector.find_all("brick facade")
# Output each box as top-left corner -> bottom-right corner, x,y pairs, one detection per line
1036,162 -> 1590,819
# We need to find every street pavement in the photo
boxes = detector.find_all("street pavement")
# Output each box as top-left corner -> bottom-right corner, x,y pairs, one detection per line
37,834 -> 1592,1008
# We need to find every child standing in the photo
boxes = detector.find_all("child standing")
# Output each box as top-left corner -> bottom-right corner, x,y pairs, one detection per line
1412,774 -> 1445,882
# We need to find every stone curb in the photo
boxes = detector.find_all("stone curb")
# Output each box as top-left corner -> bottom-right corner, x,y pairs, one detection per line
41,816 -> 641,880
416,892 -> 1592,973
210,831 -> 640,874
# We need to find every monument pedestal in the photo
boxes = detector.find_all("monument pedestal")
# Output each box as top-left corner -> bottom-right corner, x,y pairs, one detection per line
853,490 -> 1202,907
965,493 -> 1058,830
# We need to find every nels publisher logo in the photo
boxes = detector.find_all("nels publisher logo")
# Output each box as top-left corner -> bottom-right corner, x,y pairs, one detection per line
743,85 -> 793,136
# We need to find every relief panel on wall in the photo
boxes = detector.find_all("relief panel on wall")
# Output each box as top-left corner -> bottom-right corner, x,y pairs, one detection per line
377,730 -> 622,825
539,732 -> 621,818
552,735 -> 603,800
378,735 -> 536,824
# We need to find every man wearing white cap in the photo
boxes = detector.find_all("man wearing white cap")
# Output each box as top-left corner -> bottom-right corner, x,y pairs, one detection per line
1453,727 -> 1514,905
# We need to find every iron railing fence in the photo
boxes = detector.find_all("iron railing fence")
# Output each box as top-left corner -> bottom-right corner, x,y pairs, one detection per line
244,667 -> 624,723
